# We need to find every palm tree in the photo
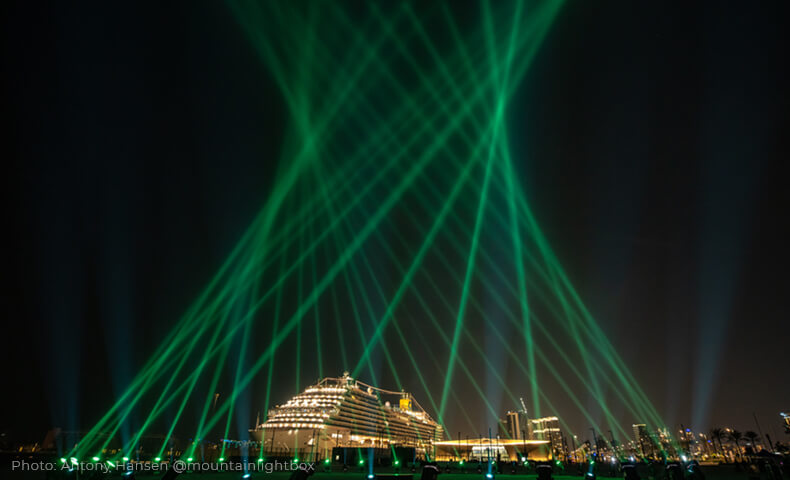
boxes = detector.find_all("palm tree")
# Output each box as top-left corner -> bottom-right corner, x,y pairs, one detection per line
744,431 -> 760,453
729,430 -> 743,462
710,428 -> 726,461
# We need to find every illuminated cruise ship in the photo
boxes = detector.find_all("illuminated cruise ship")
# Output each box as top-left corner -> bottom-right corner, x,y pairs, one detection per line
251,373 -> 443,458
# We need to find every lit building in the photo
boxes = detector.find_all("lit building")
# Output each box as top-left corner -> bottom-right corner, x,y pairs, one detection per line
632,424 -> 651,456
696,432 -> 715,457
251,373 -> 442,459
504,411 -> 523,440
531,416 -> 563,459
434,437 -> 549,461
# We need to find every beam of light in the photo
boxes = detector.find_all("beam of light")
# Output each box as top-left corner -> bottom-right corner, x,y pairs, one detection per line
67,1 -> 684,461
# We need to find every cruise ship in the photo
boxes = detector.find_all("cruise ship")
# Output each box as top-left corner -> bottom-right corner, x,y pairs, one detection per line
251,373 -> 443,458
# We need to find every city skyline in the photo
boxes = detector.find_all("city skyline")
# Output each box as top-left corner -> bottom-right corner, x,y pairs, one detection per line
19,372 -> 787,463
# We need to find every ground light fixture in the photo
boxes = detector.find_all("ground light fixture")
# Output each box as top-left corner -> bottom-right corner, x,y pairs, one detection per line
536,464 -> 553,480
623,465 -> 640,480
585,460 -> 596,480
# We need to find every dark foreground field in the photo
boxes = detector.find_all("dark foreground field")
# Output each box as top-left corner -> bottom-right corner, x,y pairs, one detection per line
1,465 -> 783,480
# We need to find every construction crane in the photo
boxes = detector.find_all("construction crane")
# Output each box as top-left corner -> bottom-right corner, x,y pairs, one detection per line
519,397 -> 530,441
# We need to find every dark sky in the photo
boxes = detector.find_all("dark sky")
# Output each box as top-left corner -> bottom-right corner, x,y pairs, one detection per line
2,0 -> 789,445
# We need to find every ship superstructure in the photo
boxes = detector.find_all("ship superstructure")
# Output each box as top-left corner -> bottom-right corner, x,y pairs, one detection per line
252,373 -> 442,458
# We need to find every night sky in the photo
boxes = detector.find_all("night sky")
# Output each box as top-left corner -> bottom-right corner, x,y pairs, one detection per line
3,1 -> 789,445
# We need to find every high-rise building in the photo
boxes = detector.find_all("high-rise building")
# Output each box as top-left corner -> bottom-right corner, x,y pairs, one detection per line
632,424 -> 647,442
531,416 -> 563,459
632,424 -> 652,456
505,411 -> 523,440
